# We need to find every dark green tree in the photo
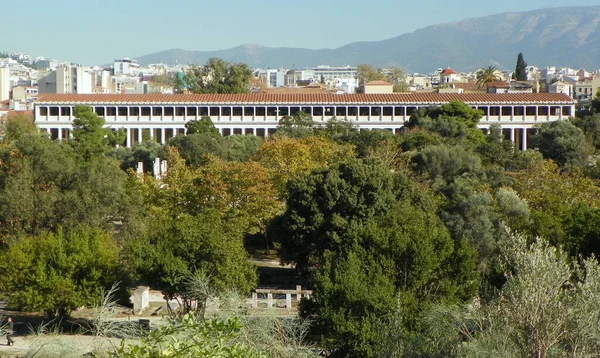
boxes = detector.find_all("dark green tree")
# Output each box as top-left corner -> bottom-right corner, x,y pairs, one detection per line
276,111 -> 316,138
0,227 -> 122,319
0,134 -> 136,239
406,100 -> 485,146
185,116 -> 219,136
71,105 -> 108,160
185,58 -> 253,94
530,120 -> 589,168
513,52 -> 527,81
572,113 -> 600,149
270,159 -> 478,357
125,212 -> 257,301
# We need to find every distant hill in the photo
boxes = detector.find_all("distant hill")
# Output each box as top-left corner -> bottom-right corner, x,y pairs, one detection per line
136,6 -> 600,73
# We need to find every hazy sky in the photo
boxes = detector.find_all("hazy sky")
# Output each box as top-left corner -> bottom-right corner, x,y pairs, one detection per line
2,0 -> 598,65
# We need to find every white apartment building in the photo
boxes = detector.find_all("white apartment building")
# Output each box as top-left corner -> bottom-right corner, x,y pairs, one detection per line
312,65 -> 357,82
0,67 -> 10,101
113,58 -> 141,76
38,65 -> 93,94
255,69 -> 286,88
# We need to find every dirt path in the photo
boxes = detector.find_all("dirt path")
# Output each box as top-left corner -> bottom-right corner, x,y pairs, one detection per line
0,334 -> 125,357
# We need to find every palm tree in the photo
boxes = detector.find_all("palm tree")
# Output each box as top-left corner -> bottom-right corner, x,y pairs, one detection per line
476,66 -> 502,88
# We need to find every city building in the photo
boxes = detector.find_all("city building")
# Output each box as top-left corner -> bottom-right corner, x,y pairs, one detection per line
34,93 -> 575,150
38,65 -> 93,94
364,81 -> 393,94
574,77 -> 600,101
548,81 -> 572,97
113,58 -> 141,76
0,67 -> 10,101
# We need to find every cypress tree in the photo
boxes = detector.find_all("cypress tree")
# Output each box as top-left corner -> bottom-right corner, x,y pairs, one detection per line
513,52 -> 527,81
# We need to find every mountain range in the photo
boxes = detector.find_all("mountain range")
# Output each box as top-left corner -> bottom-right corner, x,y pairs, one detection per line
136,6 -> 600,73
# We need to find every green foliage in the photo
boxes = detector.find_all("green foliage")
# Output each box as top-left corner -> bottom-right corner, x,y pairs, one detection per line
168,133 -> 262,167
0,134 -> 135,239
185,116 -> 219,136
572,113 -> 600,149
513,52 -> 527,81
116,313 -> 266,358
355,65 -> 408,93
319,116 -> 358,140
0,113 -> 38,142
185,58 -> 253,94
427,234 -> 600,358
105,128 -> 127,147
276,111 -> 316,138
272,159 -> 477,356
0,227 -> 121,318
71,105 -> 108,160
531,120 -> 589,168
406,100 -> 485,146
125,212 -> 257,300
475,66 -> 502,87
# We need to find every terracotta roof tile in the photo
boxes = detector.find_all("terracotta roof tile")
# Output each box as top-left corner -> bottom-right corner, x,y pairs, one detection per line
35,93 -> 575,105
441,68 -> 457,75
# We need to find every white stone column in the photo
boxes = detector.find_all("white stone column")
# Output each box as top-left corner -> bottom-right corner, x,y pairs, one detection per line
161,128 -> 166,144
138,128 -> 143,143
57,128 -> 63,140
510,128 -> 515,143
521,128 -> 528,151
126,128 -> 132,148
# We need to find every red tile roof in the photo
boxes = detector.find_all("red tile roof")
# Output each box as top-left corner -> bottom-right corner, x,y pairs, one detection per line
35,93 -> 575,105
441,68 -> 457,75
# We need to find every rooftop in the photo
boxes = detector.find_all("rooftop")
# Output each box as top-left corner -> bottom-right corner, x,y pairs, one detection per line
35,93 -> 576,105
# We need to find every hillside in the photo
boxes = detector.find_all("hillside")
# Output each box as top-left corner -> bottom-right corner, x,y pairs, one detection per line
136,6 -> 600,73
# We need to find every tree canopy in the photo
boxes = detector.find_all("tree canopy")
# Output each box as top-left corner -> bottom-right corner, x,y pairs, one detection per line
185,58 -> 253,94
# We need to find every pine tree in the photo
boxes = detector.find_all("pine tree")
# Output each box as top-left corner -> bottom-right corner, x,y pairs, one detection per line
513,53 -> 527,81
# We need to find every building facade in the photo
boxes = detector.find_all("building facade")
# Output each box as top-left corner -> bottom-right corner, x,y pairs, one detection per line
34,93 -> 576,150
38,65 -> 93,94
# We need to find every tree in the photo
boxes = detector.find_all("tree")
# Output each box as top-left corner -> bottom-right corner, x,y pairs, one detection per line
185,58 -> 253,94
276,111 -> 316,138
185,116 -> 219,136
429,234 -> 600,358
355,65 -> 408,93
386,67 -> 409,92
253,136 -> 354,195
476,66 -> 502,88
193,156 -> 282,236
530,120 -> 589,168
512,159 -> 600,248
71,105 -> 108,160
406,100 -> 485,146
0,113 -> 38,142
125,212 -> 257,302
270,159 -> 477,356
0,134 -> 136,239
0,227 -> 122,318
572,113 -> 600,149
513,52 -> 527,81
